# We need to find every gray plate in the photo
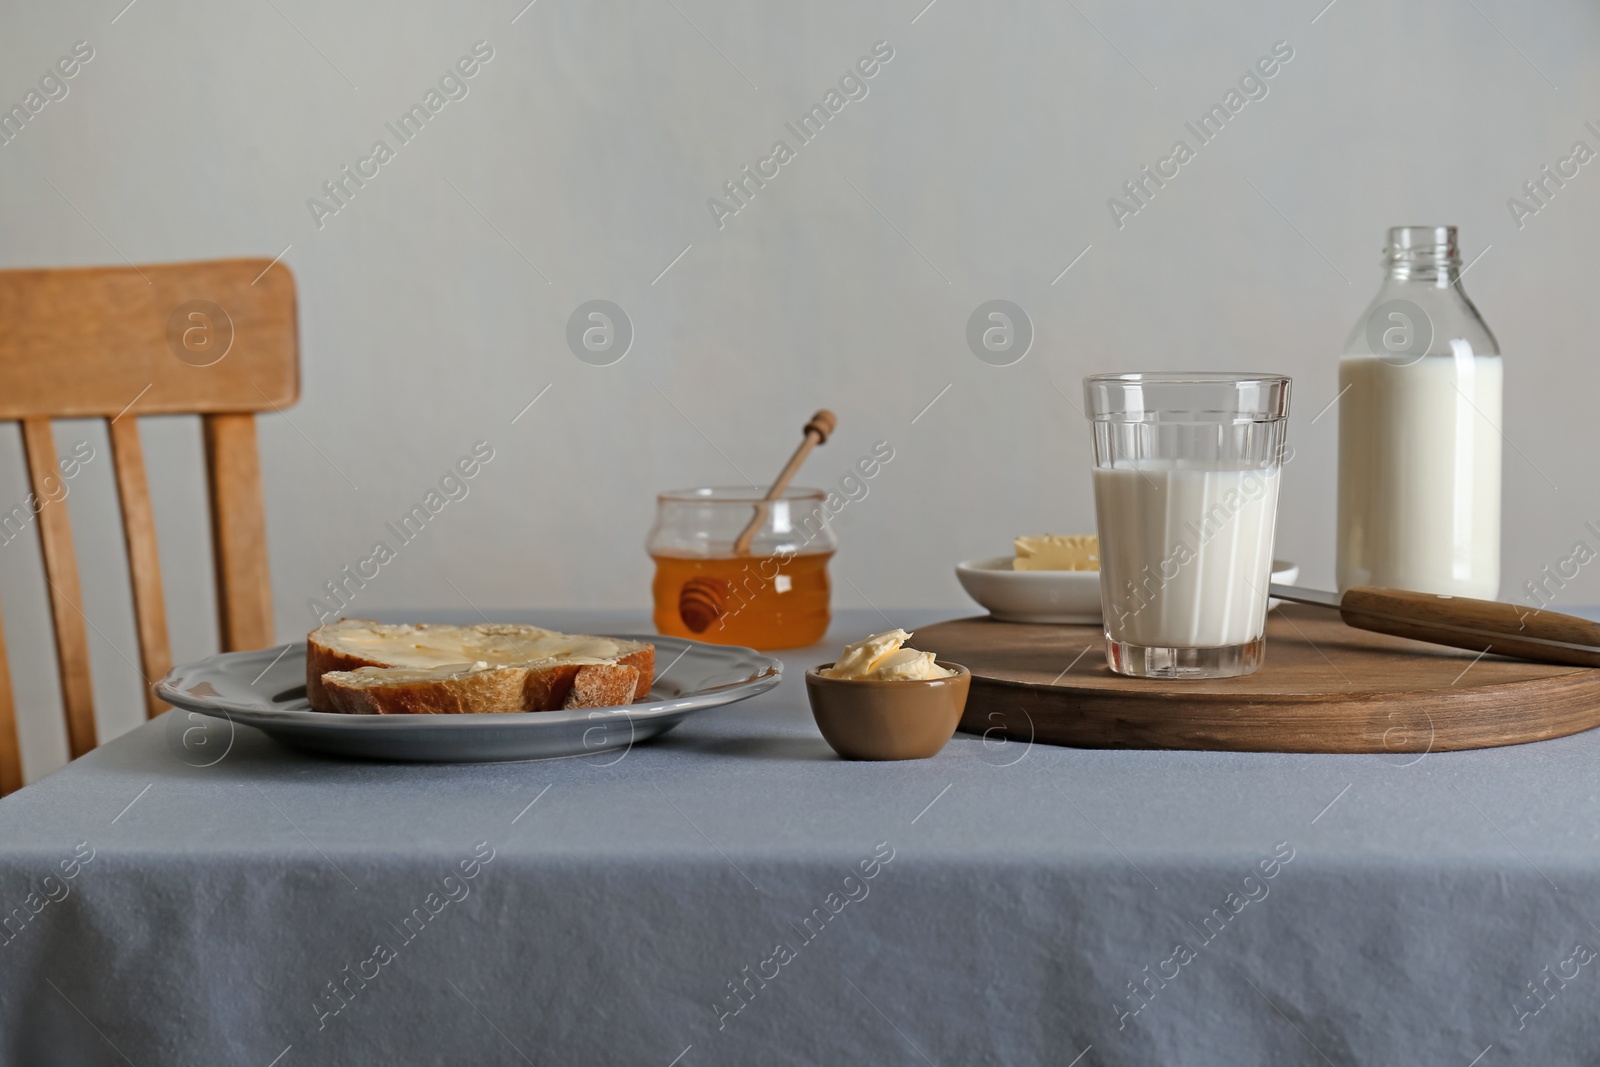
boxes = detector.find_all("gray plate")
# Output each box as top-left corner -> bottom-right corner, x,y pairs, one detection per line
154,635 -> 782,763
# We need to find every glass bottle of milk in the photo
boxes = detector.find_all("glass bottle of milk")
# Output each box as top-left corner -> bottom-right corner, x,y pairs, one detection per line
1337,225 -> 1501,598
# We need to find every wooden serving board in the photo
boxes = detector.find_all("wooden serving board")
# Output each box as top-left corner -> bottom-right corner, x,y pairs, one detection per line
914,607 -> 1600,753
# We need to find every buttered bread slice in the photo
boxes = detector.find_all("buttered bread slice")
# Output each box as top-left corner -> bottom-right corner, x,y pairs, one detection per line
307,619 -> 654,714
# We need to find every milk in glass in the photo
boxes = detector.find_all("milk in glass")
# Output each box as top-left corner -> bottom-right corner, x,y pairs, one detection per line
1085,372 -> 1290,679
1095,465 -> 1281,647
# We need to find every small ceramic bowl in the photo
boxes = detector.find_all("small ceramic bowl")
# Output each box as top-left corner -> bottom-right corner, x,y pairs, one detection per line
954,557 -> 1301,624
805,663 -> 971,761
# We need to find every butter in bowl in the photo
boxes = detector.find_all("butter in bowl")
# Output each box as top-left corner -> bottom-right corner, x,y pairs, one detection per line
805,629 -> 970,761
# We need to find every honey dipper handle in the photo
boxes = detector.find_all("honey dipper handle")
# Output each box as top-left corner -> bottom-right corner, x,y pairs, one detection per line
1339,586 -> 1600,668
733,409 -> 836,556
800,410 -> 836,444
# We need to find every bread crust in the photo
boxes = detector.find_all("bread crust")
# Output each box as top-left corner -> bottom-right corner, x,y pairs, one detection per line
320,663 -> 642,715
306,620 -> 655,713
322,667 -> 527,715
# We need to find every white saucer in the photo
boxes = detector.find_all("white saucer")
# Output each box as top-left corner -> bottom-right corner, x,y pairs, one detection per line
954,557 -> 1301,625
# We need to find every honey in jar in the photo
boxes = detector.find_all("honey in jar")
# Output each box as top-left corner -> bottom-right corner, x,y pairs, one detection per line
651,550 -> 834,648
647,488 -> 837,650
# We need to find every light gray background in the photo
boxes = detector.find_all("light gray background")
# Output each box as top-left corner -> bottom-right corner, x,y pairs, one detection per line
0,0 -> 1595,780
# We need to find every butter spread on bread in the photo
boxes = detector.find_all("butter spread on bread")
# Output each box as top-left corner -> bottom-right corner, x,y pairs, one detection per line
306,620 -> 654,714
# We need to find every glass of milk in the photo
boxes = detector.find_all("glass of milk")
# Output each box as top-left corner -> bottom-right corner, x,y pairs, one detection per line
1084,373 -> 1292,679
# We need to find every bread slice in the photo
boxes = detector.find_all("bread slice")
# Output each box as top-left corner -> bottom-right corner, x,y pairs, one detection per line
306,620 -> 654,714
319,662 -> 642,715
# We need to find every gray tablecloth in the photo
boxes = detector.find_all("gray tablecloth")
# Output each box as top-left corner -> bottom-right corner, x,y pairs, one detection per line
2,608 -> 1599,1066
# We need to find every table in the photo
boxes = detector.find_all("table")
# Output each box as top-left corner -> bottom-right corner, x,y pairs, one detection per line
2,608 -> 1599,1066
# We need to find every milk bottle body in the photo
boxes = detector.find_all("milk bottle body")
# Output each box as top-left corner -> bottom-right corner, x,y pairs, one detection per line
1336,226 -> 1501,598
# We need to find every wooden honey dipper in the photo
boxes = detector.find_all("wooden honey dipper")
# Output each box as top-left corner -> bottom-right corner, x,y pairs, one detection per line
678,409 -> 836,634
734,409 -> 836,555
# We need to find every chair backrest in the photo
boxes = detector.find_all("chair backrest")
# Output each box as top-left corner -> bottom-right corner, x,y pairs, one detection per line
0,257 -> 299,793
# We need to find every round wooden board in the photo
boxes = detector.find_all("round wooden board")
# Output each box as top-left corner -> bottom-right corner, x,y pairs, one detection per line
914,607 -> 1600,753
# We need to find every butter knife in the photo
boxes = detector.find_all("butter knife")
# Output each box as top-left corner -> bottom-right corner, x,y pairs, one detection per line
1268,584 -> 1600,668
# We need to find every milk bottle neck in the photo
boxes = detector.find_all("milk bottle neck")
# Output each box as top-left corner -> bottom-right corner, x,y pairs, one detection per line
1383,256 -> 1459,286
1381,225 -> 1460,286
1342,225 -> 1499,357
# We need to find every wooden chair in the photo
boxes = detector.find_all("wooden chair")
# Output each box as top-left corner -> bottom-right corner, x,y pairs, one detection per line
0,258 -> 299,794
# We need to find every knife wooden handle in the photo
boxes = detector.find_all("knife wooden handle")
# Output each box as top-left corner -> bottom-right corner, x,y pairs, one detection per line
1340,587 -> 1600,668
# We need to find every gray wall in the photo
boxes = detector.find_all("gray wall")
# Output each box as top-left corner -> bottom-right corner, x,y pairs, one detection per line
1,0 -> 1596,779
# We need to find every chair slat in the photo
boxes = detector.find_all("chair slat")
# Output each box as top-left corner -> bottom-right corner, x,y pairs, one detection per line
204,413 -> 273,651
109,417 -> 172,717
0,599 -> 21,795
0,259 -> 299,419
20,419 -> 97,758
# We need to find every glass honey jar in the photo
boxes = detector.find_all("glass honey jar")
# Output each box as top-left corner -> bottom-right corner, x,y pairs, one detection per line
647,487 -> 837,649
